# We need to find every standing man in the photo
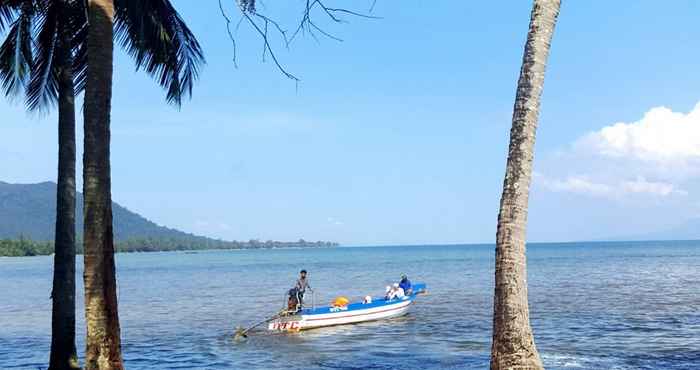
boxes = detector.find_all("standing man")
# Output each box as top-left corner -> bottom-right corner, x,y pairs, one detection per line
295,269 -> 312,305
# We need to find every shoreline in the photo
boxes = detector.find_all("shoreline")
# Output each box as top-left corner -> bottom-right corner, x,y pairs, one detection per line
0,239 -> 339,258
4,239 -> 700,258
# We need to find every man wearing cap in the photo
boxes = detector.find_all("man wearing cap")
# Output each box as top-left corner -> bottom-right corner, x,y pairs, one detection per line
399,274 -> 412,295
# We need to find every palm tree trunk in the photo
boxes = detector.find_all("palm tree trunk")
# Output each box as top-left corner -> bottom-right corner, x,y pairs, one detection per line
48,14 -> 80,370
491,1 -> 560,369
83,0 -> 123,369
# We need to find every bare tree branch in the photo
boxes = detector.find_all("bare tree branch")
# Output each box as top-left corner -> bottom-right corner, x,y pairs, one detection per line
324,7 -> 381,20
218,0 -> 238,68
219,0 -> 379,81
254,13 -> 289,48
240,10 -> 298,81
289,1 -> 381,45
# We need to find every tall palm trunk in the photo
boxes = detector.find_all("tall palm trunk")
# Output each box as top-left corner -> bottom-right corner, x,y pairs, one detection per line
491,1 -> 560,369
49,12 -> 80,370
83,0 -> 123,369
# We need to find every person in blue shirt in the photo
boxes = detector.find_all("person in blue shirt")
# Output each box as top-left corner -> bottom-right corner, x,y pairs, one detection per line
399,274 -> 412,295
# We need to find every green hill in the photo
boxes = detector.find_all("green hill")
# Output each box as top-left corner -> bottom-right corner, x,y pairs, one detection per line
0,181 -> 189,241
0,181 -> 336,256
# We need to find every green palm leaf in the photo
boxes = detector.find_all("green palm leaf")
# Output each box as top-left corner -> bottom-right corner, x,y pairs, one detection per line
114,0 -> 205,106
25,0 -> 59,111
0,0 -> 26,33
0,0 -> 33,97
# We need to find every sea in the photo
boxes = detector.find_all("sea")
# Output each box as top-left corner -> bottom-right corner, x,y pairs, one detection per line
1,242 -> 699,369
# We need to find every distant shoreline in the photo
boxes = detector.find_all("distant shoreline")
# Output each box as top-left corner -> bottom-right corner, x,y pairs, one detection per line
0,238 -> 338,257
3,238 -> 698,257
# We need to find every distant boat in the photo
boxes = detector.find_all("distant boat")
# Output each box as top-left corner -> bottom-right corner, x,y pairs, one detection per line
268,283 -> 427,332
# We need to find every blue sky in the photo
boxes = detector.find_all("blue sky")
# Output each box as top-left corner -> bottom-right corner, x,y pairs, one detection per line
3,1 -> 700,245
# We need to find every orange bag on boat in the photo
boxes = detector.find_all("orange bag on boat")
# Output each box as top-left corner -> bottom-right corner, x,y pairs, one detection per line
331,296 -> 349,307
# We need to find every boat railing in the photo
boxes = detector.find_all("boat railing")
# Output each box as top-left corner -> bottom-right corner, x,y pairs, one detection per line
302,290 -> 316,311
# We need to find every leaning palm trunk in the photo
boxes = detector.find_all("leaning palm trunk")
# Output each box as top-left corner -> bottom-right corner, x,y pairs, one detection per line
83,0 -> 123,369
49,18 -> 80,370
491,1 -> 560,369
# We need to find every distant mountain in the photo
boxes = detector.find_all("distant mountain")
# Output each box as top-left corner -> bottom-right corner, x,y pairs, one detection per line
0,181 -> 204,241
0,182 -> 337,253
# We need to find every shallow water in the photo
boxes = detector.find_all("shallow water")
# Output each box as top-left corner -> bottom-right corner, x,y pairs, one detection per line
1,242 -> 699,369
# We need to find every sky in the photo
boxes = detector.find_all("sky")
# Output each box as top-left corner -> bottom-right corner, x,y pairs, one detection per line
3,1 -> 700,245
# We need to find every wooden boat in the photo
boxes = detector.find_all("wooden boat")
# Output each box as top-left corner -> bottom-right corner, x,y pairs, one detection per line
267,283 -> 427,332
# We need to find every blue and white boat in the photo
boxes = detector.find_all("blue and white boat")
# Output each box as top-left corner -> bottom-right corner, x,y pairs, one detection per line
268,283 -> 427,332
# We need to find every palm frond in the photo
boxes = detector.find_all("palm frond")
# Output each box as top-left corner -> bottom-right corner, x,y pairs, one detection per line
0,0 -> 26,33
25,0 -> 59,111
0,1 -> 33,97
0,7 -> 15,33
71,21 -> 87,94
114,0 -> 205,106
60,0 -> 88,96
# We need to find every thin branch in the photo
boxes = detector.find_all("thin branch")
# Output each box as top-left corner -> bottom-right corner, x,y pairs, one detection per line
308,20 -> 343,42
289,0 -> 313,45
289,0 -> 380,44
240,10 -> 298,81
254,13 -> 289,48
369,0 -> 377,13
235,14 -> 245,33
218,0 -> 379,82
324,7 -> 382,20
313,0 -> 343,23
261,19 -> 267,61
218,0 -> 238,68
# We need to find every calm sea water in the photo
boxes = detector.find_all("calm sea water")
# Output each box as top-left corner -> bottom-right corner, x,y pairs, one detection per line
1,242 -> 699,369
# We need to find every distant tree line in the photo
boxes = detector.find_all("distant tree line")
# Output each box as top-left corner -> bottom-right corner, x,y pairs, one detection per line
0,237 -> 337,257
0,238 -> 55,257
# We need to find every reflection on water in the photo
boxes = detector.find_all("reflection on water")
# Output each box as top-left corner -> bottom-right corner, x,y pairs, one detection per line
1,242 -> 699,369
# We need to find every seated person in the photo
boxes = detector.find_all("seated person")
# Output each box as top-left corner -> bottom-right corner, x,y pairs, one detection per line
399,274 -> 412,295
384,285 -> 393,300
363,295 -> 372,304
393,283 -> 406,299
385,283 -> 405,300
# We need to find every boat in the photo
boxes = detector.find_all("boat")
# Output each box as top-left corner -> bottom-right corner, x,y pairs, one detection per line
267,283 -> 427,332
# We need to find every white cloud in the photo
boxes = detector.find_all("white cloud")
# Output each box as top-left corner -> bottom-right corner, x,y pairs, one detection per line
536,174 -> 612,197
327,217 -> 344,226
621,177 -> 687,197
534,102 -> 700,201
576,103 -> 700,163
535,173 -> 686,198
